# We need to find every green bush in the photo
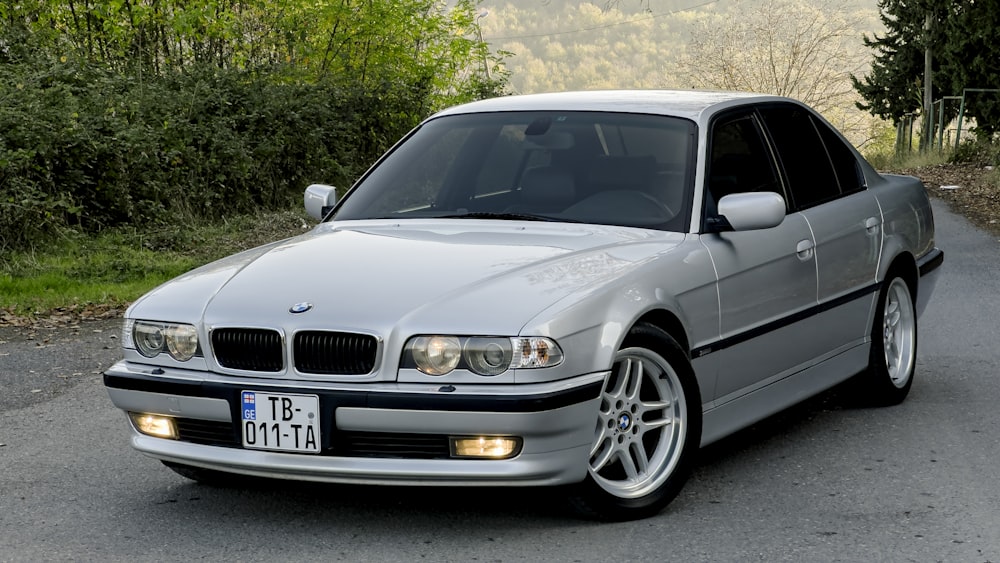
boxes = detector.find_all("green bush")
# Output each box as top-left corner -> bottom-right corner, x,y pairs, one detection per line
0,44 -> 437,252
0,0 -> 510,252
951,138 -> 1000,167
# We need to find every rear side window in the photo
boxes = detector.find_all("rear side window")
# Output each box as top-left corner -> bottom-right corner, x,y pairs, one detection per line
759,105 -> 841,210
815,119 -> 864,195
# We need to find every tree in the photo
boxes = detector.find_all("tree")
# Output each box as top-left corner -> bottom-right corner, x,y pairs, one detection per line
479,2 -> 687,94
851,0 -> 949,126
0,0 -> 505,101
939,0 -> 1000,137
679,0 -> 868,117
0,0 -> 508,250
853,0 -> 1000,137
677,0 -> 878,142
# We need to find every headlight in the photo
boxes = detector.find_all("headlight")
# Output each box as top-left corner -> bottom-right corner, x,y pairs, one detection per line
128,320 -> 201,362
134,322 -> 166,358
404,335 -> 562,376
165,324 -> 199,361
410,335 -> 462,375
464,337 -> 514,376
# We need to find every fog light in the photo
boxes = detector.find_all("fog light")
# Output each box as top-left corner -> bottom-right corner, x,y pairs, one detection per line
450,436 -> 522,459
129,412 -> 179,440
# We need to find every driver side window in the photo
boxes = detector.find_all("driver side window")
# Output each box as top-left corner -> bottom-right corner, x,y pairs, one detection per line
706,113 -> 784,219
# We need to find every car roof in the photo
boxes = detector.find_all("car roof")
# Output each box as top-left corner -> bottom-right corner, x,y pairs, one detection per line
433,90 -> 793,123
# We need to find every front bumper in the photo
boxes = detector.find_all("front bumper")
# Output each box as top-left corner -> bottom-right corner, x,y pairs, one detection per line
103,361 -> 605,487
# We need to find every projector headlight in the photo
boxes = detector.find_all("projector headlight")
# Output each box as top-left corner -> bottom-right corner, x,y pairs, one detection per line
403,335 -> 563,376
128,320 -> 201,362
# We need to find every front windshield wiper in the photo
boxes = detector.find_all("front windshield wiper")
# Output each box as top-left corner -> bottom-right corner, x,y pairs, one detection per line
439,211 -> 563,222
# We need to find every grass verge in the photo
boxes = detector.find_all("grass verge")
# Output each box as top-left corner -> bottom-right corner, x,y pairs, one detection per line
0,209 -> 311,323
864,147 -> 951,171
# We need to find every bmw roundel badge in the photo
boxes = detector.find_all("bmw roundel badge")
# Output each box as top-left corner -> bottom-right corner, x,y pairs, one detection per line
289,302 -> 313,314
618,413 -> 632,431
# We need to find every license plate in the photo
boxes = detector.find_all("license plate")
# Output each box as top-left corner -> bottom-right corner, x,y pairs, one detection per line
241,391 -> 320,453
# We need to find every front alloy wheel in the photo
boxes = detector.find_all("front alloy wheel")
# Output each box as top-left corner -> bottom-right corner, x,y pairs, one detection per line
569,323 -> 701,520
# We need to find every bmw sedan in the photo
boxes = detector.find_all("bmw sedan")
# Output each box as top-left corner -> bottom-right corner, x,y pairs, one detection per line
103,90 -> 942,520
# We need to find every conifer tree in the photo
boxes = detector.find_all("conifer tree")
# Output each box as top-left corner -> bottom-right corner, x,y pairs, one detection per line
940,1 -> 1000,136
853,0 -> 1000,136
851,0 -> 947,125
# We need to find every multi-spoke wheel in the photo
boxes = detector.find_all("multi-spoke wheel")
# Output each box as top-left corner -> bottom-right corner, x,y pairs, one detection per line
861,274 -> 917,405
569,323 -> 701,521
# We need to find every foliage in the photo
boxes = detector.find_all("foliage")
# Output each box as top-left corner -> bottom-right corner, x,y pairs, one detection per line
679,0 -> 867,115
480,2 -> 690,93
859,121 -> 901,169
0,0 -> 507,252
0,0 -> 500,88
939,1 -> 1000,138
864,145 -> 949,171
677,0 -> 878,142
0,54 -> 424,250
479,0 -> 882,93
479,0 -> 883,144
851,0 -> 942,125
853,0 -> 1000,136
951,138 -> 1000,167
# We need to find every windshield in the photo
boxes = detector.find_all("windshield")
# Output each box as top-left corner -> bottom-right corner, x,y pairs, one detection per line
333,111 -> 696,232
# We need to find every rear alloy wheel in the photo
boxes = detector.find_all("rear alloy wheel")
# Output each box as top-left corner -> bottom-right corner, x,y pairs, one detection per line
569,323 -> 701,521
862,275 -> 917,405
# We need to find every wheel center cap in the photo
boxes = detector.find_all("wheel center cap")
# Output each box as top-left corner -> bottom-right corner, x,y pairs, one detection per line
617,413 -> 632,431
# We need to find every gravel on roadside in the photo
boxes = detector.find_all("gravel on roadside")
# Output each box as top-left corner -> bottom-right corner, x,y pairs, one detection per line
0,318 -> 123,413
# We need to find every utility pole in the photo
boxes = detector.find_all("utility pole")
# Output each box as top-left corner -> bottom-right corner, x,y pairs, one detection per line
476,11 -> 492,81
923,12 -> 933,151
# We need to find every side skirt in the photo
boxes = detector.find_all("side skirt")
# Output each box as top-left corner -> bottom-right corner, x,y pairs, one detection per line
699,344 -> 868,447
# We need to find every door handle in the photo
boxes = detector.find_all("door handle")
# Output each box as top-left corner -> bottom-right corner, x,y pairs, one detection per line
864,216 -> 881,235
796,239 -> 814,261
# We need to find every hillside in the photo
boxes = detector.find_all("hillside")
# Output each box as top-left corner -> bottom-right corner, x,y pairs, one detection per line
478,0 -> 885,144
480,0 -> 881,93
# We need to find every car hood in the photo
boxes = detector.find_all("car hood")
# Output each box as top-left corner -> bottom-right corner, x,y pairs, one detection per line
129,219 -> 684,336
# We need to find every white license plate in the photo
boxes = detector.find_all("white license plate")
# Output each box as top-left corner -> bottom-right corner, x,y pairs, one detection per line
241,391 -> 320,453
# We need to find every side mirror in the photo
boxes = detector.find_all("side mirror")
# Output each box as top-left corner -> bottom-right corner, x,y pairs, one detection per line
304,184 -> 337,220
716,192 -> 786,231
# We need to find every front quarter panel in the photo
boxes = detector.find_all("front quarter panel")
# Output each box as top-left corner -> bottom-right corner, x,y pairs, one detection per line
517,237 -> 720,397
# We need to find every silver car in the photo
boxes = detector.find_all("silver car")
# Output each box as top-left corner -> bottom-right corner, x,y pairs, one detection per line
104,90 -> 942,520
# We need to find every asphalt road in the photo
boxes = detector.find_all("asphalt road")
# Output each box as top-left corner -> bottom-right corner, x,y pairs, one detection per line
1,197 -> 998,562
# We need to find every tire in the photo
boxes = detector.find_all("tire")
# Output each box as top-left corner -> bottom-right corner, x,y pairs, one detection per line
568,323 -> 701,521
861,275 -> 917,406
